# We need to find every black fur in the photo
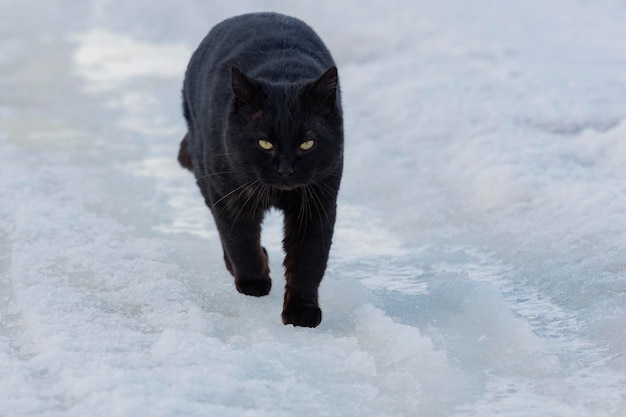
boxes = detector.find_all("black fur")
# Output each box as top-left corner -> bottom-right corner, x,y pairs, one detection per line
179,13 -> 343,328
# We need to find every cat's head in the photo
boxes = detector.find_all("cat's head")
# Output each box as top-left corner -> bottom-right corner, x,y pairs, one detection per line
225,66 -> 343,190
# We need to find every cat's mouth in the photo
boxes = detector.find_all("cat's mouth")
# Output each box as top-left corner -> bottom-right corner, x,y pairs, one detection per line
265,177 -> 306,191
261,171 -> 309,191
272,183 -> 302,191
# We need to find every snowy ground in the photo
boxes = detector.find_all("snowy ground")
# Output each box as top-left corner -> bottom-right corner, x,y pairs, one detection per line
2,0 -> 626,416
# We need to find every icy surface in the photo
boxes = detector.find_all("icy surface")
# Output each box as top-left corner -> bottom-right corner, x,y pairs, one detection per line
2,1 -> 626,416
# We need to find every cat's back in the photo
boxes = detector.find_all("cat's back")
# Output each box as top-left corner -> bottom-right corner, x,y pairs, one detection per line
183,13 -> 335,119
194,13 -> 332,76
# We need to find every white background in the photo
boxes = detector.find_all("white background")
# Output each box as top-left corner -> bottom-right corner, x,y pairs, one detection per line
1,1 -> 626,415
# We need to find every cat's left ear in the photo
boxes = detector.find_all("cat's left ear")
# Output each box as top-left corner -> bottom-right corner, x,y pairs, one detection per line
231,67 -> 265,110
306,66 -> 339,107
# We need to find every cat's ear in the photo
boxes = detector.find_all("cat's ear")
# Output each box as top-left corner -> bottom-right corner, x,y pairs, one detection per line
306,66 -> 339,107
231,67 -> 265,110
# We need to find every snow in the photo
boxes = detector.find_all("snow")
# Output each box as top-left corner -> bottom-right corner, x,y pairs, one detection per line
2,0 -> 626,416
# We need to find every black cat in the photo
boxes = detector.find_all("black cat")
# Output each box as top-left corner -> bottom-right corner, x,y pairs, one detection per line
178,13 -> 344,328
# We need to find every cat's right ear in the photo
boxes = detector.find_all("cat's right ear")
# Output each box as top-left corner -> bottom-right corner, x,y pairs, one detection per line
306,66 -> 339,108
231,67 -> 265,110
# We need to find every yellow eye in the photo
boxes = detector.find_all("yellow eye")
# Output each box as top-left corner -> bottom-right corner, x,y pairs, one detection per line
258,139 -> 274,151
299,140 -> 315,151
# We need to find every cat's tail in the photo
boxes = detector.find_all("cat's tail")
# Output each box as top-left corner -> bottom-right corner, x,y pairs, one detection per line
178,133 -> 193,171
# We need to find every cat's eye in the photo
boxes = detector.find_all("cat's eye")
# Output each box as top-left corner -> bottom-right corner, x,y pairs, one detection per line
299,140 -> 315,151
258,139 -> 274,151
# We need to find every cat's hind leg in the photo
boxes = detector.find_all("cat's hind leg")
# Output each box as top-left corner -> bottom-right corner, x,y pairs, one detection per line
178,132 -> 193,171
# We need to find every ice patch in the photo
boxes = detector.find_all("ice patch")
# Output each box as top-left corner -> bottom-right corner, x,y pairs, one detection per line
573,120 -> 626,180
127,156 -> 215,239
420,273 -> 559,376
465,164 -> 534,212
71,29 -> 191,91
334,204 -> 408,260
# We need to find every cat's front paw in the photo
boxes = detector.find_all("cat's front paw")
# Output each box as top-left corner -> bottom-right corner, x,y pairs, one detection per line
235,276 -> 272,297
282,300 -> 322,328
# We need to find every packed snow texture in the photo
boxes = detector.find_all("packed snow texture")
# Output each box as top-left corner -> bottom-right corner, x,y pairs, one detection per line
2,1 -> 626,416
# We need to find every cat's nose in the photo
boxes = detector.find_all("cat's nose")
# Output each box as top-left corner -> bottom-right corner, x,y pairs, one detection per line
278,160 -> 294,177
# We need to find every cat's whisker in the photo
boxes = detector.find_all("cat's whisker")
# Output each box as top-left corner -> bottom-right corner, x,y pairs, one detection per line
252,182 -> 266,212
333,172 -> 359,183
196,171 -> 239,182
298,186 -> 308,233
315,181 -> 337,199
262,185 -> 273,211
309,185 -> 330,231
196,171 -> 237,183
233,180 -> 263,224
251,184 -> 264,216
211,179 -> 256,211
